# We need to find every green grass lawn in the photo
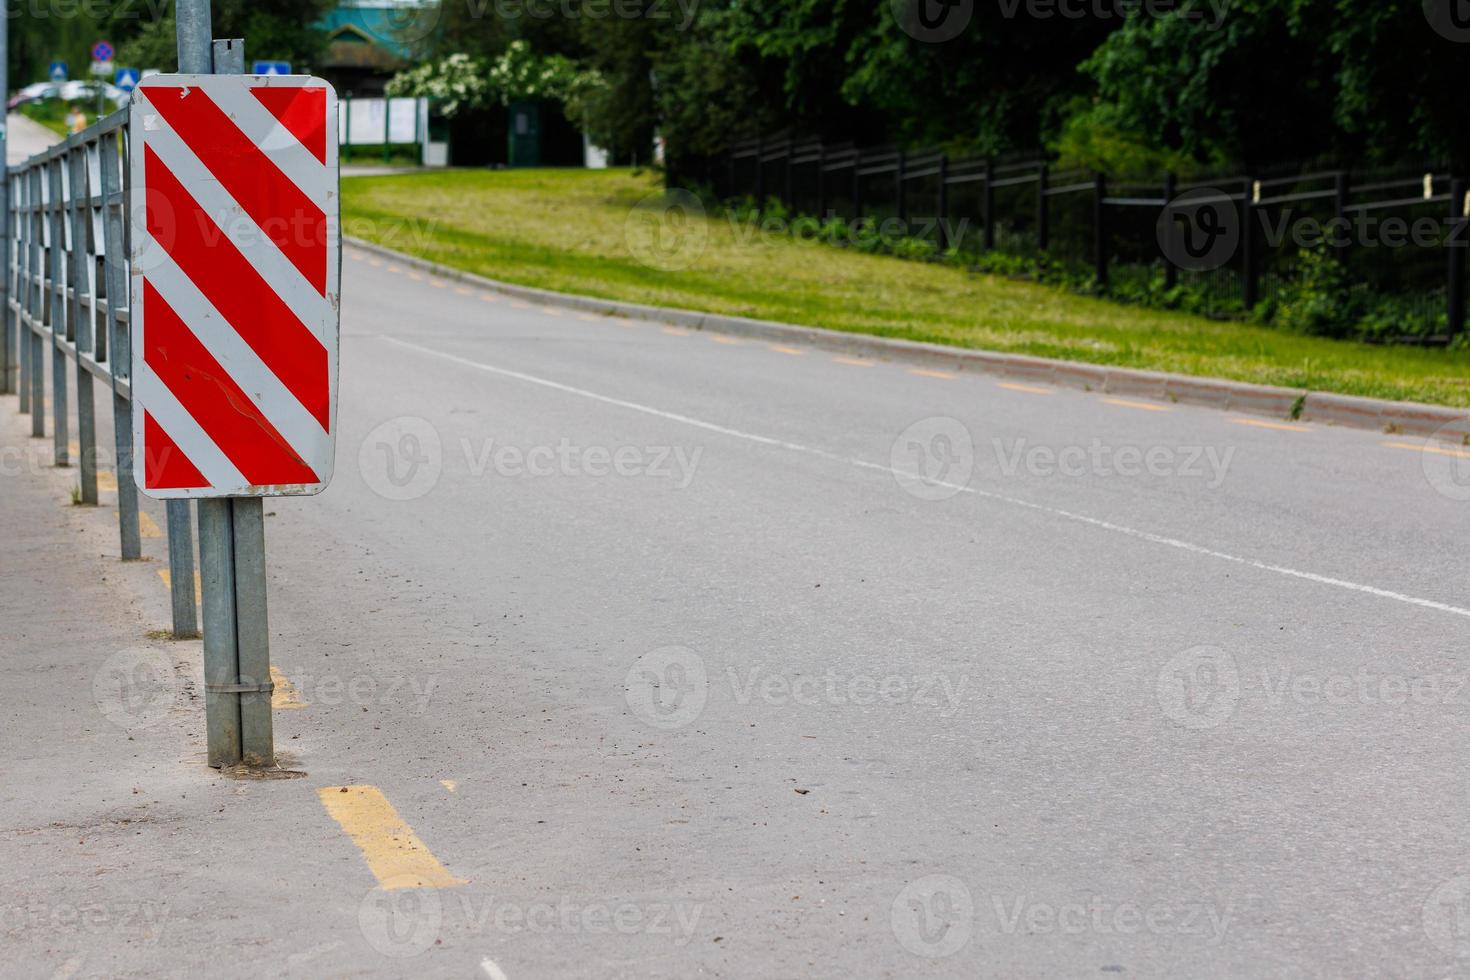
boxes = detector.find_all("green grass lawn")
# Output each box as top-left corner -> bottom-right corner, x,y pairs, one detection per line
342,167 -> 1470,408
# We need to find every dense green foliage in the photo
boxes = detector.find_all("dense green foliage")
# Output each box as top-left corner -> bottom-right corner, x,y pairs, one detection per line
392,0 -> 1467,170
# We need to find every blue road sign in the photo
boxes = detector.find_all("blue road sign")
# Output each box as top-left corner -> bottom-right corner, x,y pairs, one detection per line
49,61 -> 69,82
91,41 -> 114,63
252,61 -> 292,76
115,68 -> 140,92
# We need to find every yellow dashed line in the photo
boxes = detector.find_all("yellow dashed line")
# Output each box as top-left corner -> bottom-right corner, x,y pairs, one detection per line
710,335 -> 742,345
541,306 -> 564,317
318,786 -> 466,890
662,326 -> 690,336
997,381 -> 1052,395
909,368 -> 954,380
480,293 -> 499,303
1102,397 -> 1172,413
1230,418 -> 1311,433
271,666 -> 307,710
576,313 -> 600,322
1384,440 -> 1470,459
510,300 -> 532,310
138,511 -> 163,539
407,271 -> 423,282
386,264 -> 402,274
454,286 -> 473,296
430,280 -> 447,289
834,356 -> 875,368
369,258 -> 383,268
158,569 -> 202,604
769,345 -> 804,355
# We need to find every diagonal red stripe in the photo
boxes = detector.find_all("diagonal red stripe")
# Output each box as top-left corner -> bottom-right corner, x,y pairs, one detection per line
146,146 -> 330,433
252,87 -> 327,165
143,411 -> 209,489
144,85 -> 327,295
143,281 -> 319,488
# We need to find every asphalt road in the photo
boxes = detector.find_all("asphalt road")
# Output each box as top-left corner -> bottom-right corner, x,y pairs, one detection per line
5,243 -> 1470,978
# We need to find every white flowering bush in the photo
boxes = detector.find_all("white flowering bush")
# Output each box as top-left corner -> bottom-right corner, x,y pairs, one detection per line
387,41 -> 604,119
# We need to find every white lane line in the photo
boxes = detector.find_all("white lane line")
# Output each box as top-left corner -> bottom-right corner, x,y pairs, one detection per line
481,958 -> 510,980
381,335 -> 1470,621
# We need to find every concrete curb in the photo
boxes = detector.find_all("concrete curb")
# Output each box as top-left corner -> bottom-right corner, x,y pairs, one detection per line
344,236 -> 1470,442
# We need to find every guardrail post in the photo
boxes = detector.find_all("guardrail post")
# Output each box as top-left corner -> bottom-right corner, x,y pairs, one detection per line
167,501 -> 199,636
936,155 -> 949,251
0,0 -> 9,398
895,149 -> 907,229
1450,177 -> 1466,341
68,146 -> 98,505
99,125 -> 141,561
26,167 -> 43,429
234,498 -> 273,765
852,148 -> 863,223
1333,170 -> 1350,263
983,158 -> 995,250
17,172 -> 31,413
46,159 -> 64,449
1242,177 -> 1258,311
815,141 -> 826,219
198,498 -> 242,766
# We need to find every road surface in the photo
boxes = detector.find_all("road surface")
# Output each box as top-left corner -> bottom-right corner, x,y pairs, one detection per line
7,111 -> 62,165
4,244 -> 1470,977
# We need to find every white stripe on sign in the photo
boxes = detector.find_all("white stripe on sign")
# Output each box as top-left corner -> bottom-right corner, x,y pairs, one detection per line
134,365 -> 250,490
202,83 -> 332,201
139,112 -> 333,337
147,247 -> 334,473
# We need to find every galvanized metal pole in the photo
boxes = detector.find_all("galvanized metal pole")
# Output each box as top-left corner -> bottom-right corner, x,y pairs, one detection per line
1,0 -> 11,397
167,501 -> 199,636
98,133 -> 141,561
176,0 -> 214,74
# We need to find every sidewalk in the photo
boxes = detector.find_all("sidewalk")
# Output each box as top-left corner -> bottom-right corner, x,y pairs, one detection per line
8,112 -> 62,165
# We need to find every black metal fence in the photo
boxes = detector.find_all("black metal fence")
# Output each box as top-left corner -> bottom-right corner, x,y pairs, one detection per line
688,136 -> 1468,343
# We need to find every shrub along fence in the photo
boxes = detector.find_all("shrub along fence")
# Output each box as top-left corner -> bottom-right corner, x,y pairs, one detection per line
684,136 -> 1468,345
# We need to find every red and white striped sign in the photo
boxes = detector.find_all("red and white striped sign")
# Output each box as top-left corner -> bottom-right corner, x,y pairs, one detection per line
130,74 -> 339,498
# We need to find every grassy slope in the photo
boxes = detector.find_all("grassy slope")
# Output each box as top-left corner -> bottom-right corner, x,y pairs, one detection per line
342,167 -> 1470,408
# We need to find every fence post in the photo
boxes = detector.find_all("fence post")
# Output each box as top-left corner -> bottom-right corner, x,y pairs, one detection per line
983,158 -> 996,250
0,2 -> 9,399
385,97 -> 393,165
815,141 -> 827,219
1333,170 -> 1350,262
67,145 -> 98,505
754,135 -> 765,211
1162,173 -> 1178,290
895,148 -> 907,229
1450,177 -> 1466,341
98,130 -> 141,562
1241,177 -> 1258,311
852,147 -> 863,223
47,157 -> 67,460
936,155 -> 949,251
27,167 -> 43,433
1036,163 -> 1049,253
784,137 -> 794,211
1094,172 -> 1108,289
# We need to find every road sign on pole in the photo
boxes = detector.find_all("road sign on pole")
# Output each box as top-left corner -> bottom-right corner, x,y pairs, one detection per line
115,67 -> 140,91
252,61 -> 292,76
129,74 -> 340,499
48,61 -> 67,82
89,60 -> 114,78
91,40 -> 114,62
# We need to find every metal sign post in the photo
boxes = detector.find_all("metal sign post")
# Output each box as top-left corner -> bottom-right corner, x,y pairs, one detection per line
1,0 -> 9,397
154,0 -> 340,769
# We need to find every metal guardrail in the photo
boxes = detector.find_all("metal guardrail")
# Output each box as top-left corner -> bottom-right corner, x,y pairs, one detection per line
4,107 -> 201,639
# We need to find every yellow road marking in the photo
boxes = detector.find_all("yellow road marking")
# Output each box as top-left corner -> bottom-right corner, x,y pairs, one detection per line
349,253 -> 364,262
541,306 -> 564,317
69,440 -> 79,455
1384,440 -> 1470,459
430,280 -> 448,289
96,471 -> 117,492
386,264 -> 402,274
407,271 -> 423,282
997,381 -> 1052,395
157,569 -> 202,604
834,356 -> 875,368
710,335 -> 742,345
769,345 -> 804,355
454,286 -> 472,296
480,293 -> 499,303
909,368 -> 954,380
1102,397 -> 1172,413
615,320 -> 638,329
271,666 -> 307,710
510,300 -> 532,309
138,511 -> 162,538
318,786 -> 466,890
369,258 -> 383,268
662,326 -> 690,336
440,780 -> 458,793
1230,417 -> 1311,433
576,312 -> 600,322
